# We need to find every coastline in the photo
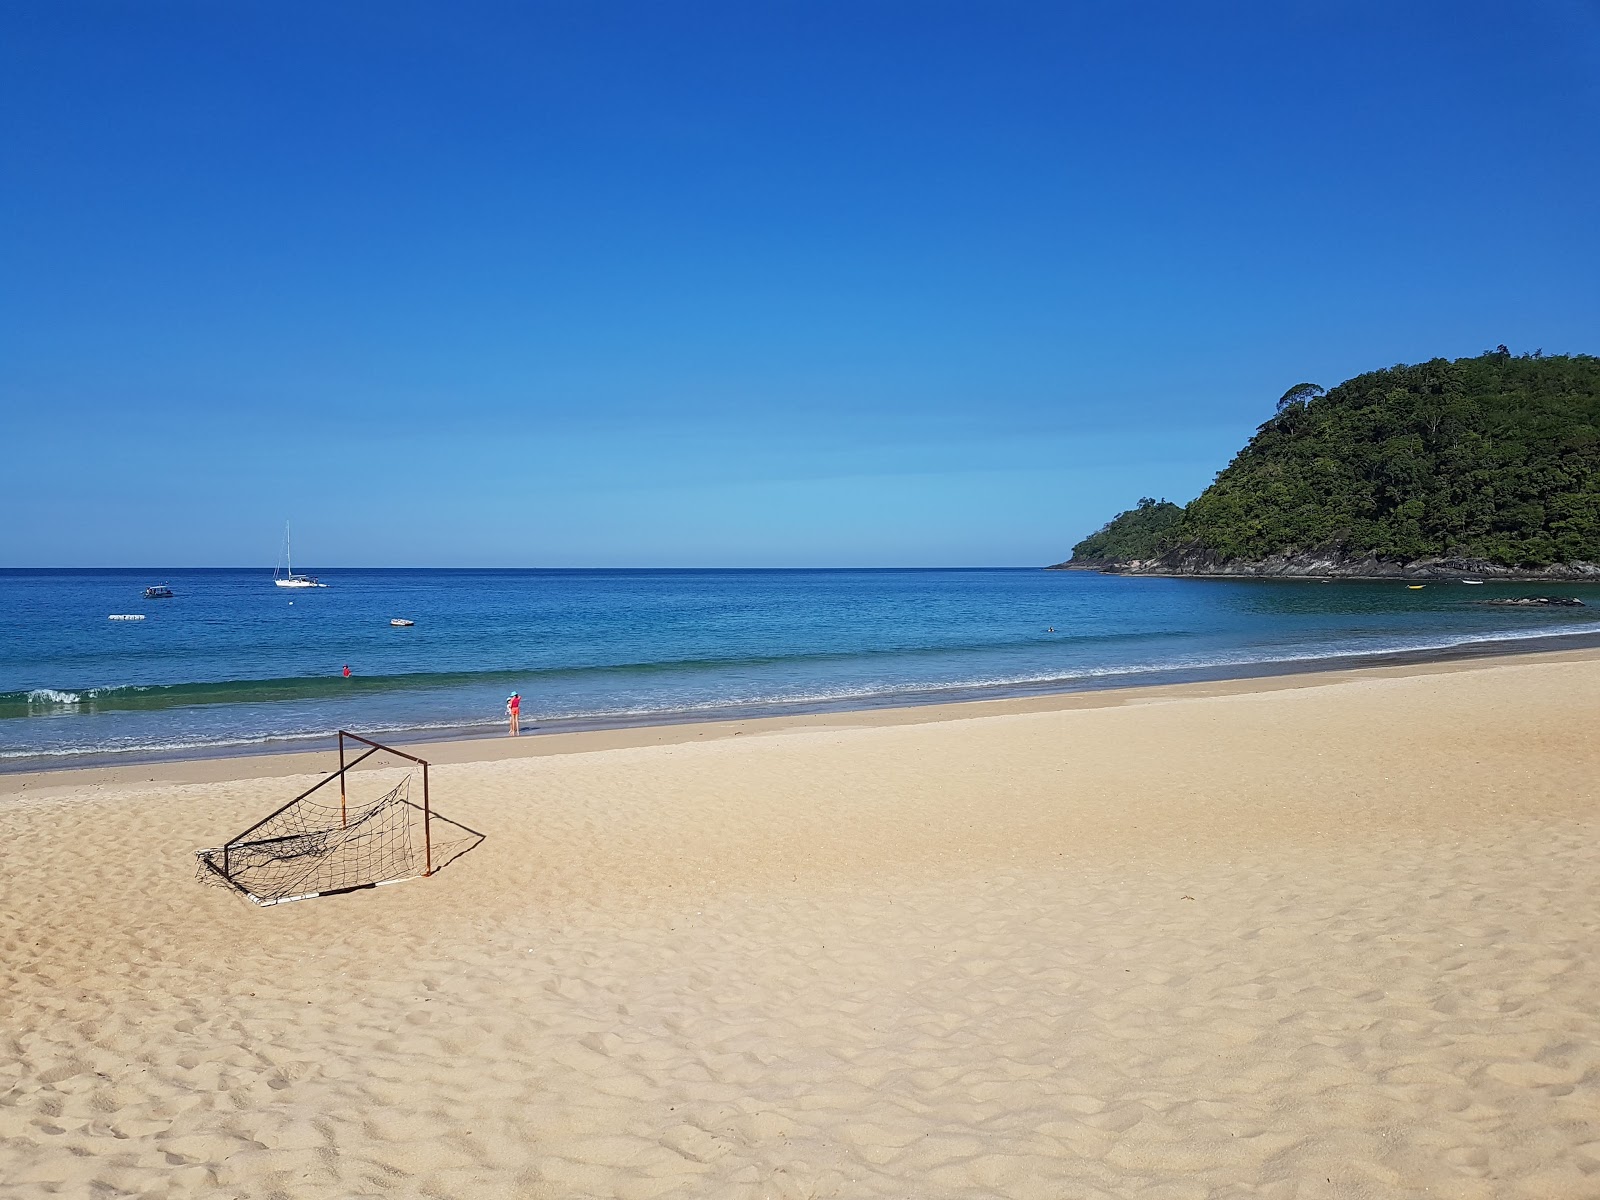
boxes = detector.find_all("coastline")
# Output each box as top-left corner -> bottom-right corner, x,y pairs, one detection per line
1049,559 -> 1600,581
6,636 -> 1599,794
11,566 -> 1600,776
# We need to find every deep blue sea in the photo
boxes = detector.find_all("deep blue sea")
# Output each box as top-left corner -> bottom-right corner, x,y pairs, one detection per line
4,567 -> 1599,767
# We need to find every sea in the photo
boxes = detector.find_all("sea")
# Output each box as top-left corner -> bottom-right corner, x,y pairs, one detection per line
4,567 -> 1599,769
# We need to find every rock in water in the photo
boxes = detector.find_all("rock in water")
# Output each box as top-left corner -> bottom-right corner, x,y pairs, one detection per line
1483,596 -> 1586,607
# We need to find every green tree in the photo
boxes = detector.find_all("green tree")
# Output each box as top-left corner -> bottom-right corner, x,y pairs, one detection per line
1068,497 -> 1184,562
1275,382 -> 1325,413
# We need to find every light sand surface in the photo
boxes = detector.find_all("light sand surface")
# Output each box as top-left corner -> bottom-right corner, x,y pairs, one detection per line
3,652 -> 1600,1198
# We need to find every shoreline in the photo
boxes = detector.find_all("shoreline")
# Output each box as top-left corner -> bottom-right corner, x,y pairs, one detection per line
10,568 -> 1600,778
6,635 -> 1600,795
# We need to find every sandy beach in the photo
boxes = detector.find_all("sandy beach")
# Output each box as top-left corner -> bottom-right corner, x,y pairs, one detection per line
3,648 -> 1599,1198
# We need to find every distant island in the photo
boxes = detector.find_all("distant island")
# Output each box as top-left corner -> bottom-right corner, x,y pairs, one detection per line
1054,349 -> 1600,580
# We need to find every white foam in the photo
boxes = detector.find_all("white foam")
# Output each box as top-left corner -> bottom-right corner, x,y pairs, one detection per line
25,689 -> 82,707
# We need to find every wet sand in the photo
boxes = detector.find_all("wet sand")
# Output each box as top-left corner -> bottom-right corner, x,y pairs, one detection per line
3,648 -> 1599,1197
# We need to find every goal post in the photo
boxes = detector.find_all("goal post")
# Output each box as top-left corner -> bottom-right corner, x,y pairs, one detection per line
339,730 -> 432,876
197,731 -> 438,905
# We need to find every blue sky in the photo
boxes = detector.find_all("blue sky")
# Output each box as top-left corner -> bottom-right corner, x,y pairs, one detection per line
4,1 -> 1598,567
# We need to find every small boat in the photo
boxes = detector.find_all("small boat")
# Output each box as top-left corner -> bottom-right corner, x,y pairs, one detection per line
273,522 -> 327,589
109,614 -> 146,621
1461,579 -> 1484,585
144,584 -> 174,599
1407,584 -> 1425,589
390,619 -> 414,627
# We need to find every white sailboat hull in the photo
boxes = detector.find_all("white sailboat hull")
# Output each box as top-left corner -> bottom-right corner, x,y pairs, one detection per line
274,577 -> 324,588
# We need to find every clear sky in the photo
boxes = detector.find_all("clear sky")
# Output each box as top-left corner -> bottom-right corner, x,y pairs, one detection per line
4,2 -> 1598,567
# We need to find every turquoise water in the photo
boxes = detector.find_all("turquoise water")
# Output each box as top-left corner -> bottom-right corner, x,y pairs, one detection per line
3,568 -> 1598,766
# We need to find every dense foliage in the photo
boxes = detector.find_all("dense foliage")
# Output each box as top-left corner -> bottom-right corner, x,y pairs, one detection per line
1069,497 -> 1184,562
1071,352 -> 1600,568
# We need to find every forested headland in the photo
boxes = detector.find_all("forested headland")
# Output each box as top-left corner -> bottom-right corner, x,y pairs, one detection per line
1057,350 -> 1600,578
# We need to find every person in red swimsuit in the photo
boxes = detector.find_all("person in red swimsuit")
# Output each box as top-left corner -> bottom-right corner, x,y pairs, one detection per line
342,664 -> 351,678
507,692 -> 521,736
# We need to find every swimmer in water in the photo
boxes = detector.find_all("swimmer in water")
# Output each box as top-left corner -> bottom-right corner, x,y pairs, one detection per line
342,664 -> 351,678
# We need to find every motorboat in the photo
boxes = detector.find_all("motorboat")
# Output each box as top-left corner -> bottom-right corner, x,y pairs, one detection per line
144,584 -> 174,599
390,619 -> 415,627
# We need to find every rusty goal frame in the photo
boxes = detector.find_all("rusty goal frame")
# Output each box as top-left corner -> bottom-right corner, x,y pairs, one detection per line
196,731 -> 434,904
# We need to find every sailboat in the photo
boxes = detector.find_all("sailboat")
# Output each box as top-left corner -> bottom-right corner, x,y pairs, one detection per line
273,522 -> 327,589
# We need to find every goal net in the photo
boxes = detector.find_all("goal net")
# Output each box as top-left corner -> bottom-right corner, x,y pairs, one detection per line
196,731 -> 440,906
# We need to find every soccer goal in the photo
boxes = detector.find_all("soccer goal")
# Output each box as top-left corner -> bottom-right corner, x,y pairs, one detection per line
197,731 -> 441,906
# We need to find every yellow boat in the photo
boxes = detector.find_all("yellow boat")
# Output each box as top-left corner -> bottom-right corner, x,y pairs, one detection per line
1407,584 -> 1425,589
